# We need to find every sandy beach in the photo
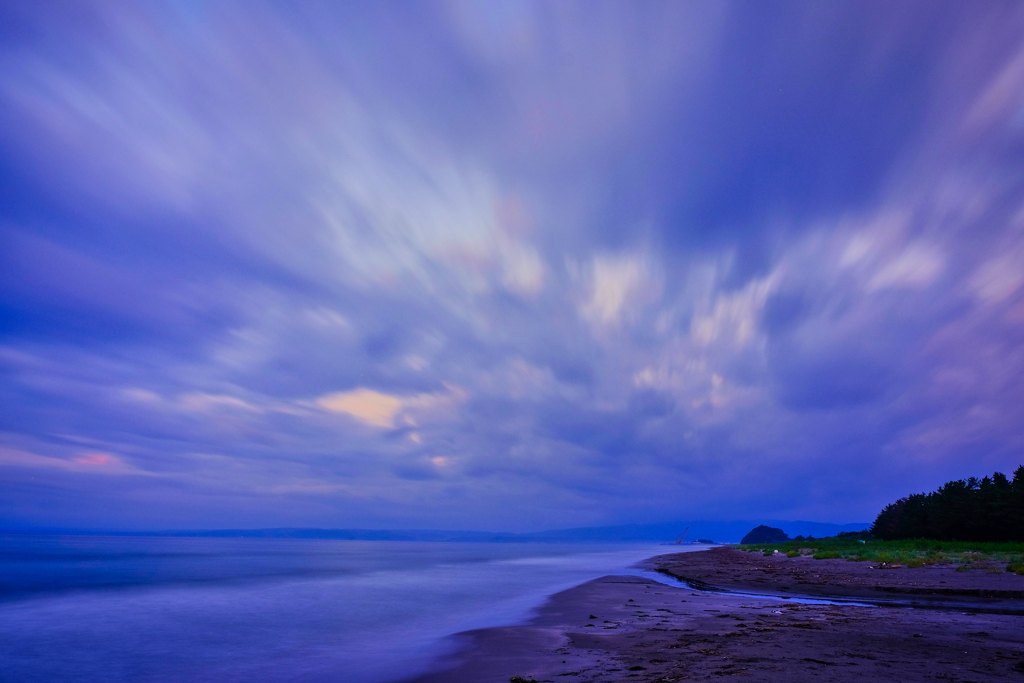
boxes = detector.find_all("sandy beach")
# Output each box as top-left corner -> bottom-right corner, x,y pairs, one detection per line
404,548 -> 1024,682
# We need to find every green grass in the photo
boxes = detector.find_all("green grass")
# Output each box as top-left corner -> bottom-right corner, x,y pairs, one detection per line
736,537 -> 1024,568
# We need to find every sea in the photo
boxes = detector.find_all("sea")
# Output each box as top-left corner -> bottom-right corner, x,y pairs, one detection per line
0,535 -> 692,683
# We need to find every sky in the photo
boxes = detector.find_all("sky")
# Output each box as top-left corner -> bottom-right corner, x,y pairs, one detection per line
2,0 -> 1024,532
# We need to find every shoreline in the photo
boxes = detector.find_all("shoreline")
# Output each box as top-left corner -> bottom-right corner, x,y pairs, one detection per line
650,547 -> 1024,614
403,547 -> 1024,682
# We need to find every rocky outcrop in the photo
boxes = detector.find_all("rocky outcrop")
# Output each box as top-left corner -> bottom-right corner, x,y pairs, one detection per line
740,525 -> 790,544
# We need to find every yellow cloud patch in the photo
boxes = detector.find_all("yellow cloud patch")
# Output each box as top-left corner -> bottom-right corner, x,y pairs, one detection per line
316,388 -> 404,428
316,384 -> 466,429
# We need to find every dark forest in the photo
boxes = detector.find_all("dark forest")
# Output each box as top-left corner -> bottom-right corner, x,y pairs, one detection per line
872,466 -> 1024,541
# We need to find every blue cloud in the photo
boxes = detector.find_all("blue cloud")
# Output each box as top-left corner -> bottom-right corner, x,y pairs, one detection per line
2,0 -> 1024,531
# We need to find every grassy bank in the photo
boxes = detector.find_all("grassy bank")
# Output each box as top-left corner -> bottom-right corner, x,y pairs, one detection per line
736,538 -> 1024,574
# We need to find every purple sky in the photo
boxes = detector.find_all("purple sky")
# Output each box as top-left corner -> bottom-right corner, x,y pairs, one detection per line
2,1 -> 1024,531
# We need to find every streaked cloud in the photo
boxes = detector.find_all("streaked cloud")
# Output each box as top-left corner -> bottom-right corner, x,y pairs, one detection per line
2,1 -> 1024,531
579,253 -> 660,326
0,446 -> 137,475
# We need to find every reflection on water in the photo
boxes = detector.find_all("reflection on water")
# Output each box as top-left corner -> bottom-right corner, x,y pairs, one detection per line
0,536 -> 680,683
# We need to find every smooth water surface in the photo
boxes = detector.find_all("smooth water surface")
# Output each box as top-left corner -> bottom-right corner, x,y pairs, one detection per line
0,535 -> 684,683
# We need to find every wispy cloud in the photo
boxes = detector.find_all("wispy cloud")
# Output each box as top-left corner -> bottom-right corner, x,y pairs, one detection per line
2,1 -> 1024,530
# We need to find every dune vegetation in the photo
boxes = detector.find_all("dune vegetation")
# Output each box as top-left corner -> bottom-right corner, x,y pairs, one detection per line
739,465 -> 1024,572
738,535 -> 1024,573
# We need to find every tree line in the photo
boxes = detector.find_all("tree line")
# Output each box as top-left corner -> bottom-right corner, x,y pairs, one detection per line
871,465 -> 1024,541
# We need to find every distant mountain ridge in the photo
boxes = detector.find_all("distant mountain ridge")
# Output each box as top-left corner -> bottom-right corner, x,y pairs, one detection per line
5,520 -> 869,544
512,520 -> 868,544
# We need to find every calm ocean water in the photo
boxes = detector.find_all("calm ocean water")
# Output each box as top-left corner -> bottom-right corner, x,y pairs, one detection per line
0,535 -> 686,683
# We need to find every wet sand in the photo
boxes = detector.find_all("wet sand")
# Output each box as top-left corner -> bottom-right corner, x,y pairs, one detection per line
653,546 -> 1024,610
404,548 -> 1024,682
